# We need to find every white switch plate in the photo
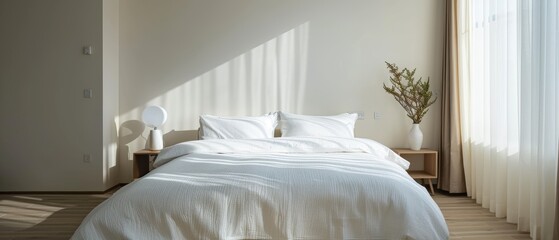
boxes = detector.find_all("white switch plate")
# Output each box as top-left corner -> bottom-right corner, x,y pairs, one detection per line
355,111 -> 365,120
83,154 -> 91,163
83,46 -> 93,55
83,89 -> 92,98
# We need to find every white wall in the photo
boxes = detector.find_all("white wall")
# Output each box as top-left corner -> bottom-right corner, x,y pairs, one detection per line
0,0 -> 444,189
0,0 -> 104,191
0,0 -> 120,191
118,0 -> 445,182
102,0 -> 120,189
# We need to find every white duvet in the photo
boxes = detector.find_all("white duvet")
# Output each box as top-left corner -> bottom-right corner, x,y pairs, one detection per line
72,137 -> 449,239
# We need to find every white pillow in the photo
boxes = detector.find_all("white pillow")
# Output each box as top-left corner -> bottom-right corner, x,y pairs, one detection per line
279,112 -> 358,138
199,113 -> 278,140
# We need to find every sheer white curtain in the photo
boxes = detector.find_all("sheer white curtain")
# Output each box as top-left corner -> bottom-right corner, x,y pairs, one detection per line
457,0 -> 558,239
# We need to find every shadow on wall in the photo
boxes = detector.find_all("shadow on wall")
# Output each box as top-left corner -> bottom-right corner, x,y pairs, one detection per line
104,120 -> 120,188
118,22 -> 311,182
120,21 -> 310,127
163,129 -> 199,147
118,120 -> 144,170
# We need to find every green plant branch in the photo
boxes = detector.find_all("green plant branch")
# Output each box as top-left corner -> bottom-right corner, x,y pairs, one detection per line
382,62 -> 437,124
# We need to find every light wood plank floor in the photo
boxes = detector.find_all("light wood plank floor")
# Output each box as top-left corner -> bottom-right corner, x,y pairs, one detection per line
434,194 -> 531,239
0,190 -> 531,239
0,193 -> 111,239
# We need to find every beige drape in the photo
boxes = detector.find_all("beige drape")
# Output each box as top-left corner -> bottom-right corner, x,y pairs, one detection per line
555,147 -> 559,239
439,0 -> 466,193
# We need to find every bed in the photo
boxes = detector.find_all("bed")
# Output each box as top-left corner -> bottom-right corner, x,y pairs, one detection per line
72,136 -> 449,239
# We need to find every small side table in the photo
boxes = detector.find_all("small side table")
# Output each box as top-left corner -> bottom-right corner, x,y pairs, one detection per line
393,148 -> 438,195
133,149 -> 160,179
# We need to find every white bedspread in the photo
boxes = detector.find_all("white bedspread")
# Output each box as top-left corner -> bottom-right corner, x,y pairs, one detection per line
72,137 -> 449,239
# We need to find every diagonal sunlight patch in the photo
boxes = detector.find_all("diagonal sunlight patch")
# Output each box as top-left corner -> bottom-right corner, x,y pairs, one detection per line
0,194 -> 110,233
0,199 -> 64,229
120,22 -> 310,133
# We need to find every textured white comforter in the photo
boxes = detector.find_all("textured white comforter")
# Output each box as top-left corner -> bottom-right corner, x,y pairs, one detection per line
72,137 -> 449,239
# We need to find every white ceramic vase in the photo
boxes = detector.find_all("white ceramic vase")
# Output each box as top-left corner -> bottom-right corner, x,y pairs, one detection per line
149,129 -> 164,150
408,123 -> 423,150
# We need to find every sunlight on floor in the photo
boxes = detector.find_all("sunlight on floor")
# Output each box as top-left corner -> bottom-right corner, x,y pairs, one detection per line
0,194 -> 110,238
0,198 -> 64,229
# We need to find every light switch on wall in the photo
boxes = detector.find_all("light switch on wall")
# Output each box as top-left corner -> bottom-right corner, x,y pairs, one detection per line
354,111 -> 365,120
83,46 -> 93,55
83,153 -> 91,163
83,89 -> 92,98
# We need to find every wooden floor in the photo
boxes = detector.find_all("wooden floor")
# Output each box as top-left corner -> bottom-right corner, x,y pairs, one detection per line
0,190 -> 531,239
0,193 -> 111,239
434,194 -> 531,239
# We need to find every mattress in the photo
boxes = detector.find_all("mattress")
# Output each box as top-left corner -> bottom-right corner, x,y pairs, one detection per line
72,137 -> 449,239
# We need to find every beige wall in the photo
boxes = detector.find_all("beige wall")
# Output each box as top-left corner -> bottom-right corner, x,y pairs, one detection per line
0,0 -> 120,191
118,0 -> 445,182
0,0 -> 104,191
102,0 -> 120,189
0,0 -> 444,189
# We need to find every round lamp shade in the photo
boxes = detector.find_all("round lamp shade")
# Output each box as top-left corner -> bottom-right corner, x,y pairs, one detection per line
142,106 -> 167,129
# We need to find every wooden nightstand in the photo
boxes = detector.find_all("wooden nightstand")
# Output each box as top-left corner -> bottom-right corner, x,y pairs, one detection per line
133,149 -> 160,179
393,148 -> 438,195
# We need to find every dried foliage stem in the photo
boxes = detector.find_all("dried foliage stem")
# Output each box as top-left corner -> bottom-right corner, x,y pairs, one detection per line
383,62 -> 437,124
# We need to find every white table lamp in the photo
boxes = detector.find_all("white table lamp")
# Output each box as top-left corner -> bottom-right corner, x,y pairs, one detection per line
142,106 -> 167,150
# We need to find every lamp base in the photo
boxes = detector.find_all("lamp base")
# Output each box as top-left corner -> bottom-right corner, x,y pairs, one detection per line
149,129 -> 164,150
